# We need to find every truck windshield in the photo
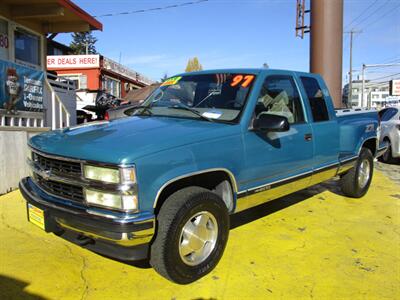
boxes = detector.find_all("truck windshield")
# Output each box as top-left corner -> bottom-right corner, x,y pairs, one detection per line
126,73 -> 256,123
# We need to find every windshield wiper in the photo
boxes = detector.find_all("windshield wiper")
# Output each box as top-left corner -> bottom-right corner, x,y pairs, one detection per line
194,90 -> 220,108
126,105 -> 153,116
168,103 -> 214,122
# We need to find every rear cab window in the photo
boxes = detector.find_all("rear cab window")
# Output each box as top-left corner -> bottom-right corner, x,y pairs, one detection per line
300,76 -> 330,122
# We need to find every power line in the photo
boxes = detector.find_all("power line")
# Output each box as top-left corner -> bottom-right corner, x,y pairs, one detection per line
345,0 -> 378,30
377,56 -> 400,64
348,0 -> 390,30
361,3 -> 400,30
93,0 -> 208,18
368,72 -> 400,82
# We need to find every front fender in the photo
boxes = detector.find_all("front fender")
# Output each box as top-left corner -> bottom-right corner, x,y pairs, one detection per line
135,134 -> 244,212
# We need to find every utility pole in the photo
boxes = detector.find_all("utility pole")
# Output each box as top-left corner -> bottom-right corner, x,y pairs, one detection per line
310,0 -> 344,108
361,63 -> 366,107
345,29 -> 362,108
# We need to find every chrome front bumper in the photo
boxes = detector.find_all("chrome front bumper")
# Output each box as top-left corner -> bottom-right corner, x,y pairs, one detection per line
19,177 -> 155,249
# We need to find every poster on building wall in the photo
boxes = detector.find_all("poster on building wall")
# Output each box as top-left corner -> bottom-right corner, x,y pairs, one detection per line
0,59 -> 44,113
390,79 -> 400,96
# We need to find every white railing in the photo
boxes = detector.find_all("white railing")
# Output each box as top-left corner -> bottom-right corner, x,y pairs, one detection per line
0,73 -> 75,130
46,73 -> 73,130
0,109 -> 44,128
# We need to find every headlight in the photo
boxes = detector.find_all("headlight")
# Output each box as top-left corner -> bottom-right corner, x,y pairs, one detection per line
85,189 -> 138,211
84,165 -> 120,183
83,165 -> 136,184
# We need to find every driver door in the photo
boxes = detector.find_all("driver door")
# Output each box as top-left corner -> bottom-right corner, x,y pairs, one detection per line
237,74 -> 314,211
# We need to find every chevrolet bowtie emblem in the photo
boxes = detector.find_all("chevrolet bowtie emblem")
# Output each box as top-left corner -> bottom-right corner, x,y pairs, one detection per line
41,169 -> 51,180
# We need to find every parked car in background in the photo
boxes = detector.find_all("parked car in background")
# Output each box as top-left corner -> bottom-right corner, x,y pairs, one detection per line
106,84 -> 159,120
378,106 -> 400,163
105,102 -> 138,120
76,110 -> 93,124
21,69 -> 386,284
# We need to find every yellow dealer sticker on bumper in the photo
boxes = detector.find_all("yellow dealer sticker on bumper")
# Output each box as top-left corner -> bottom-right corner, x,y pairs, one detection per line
161,76 -> 182,86
28,204 -> 45,230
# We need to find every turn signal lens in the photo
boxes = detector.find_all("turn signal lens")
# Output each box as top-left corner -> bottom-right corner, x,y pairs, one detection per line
121,167 -> 136,184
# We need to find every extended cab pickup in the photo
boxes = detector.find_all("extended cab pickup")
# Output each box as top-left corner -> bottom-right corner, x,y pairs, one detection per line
20,69 -> 386,283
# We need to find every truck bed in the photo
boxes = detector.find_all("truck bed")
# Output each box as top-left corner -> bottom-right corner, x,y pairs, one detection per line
336,108 -> 379,159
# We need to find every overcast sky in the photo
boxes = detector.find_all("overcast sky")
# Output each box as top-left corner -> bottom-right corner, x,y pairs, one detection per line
56,0 -> 400,82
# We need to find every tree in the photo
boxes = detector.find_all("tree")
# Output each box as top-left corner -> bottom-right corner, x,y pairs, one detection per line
70,31 -> 98,55
185,57 -> 203,72
160,73 -> 169,83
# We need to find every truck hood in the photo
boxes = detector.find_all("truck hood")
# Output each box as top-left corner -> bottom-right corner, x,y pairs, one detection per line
29,116 -> 238,164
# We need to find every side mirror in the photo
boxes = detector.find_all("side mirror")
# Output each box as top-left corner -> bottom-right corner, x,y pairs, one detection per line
253,113 -> 290,132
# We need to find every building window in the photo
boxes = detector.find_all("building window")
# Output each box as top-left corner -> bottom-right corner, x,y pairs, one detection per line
0,19 -> 9,60
62,75 -> 79,89
53,48 -> 63,55
60,74 -> 87,90
14,27 -> 41,66
103,76 -> 121,98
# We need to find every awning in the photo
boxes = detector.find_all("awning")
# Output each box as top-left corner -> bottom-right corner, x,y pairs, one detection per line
2,0 -> 102,33
124,84 -> 160,102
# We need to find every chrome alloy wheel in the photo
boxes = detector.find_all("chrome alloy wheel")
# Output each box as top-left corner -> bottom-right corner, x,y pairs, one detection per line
358,159 -> 371,189
178,211 -> 218,266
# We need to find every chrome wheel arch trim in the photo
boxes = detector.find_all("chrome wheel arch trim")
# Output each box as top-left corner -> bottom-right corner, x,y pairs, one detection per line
358,136 -> 378,156
152,168 -> 238,209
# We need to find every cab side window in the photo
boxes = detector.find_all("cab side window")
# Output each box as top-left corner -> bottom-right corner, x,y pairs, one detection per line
255,75 -> 304,124
300,76 -> 330,122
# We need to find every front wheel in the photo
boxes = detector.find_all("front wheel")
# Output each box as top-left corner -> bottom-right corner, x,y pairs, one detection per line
340,148 -> 374,198
150,187 -> 229,284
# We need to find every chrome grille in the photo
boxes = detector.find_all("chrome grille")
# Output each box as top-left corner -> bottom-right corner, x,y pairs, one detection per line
33,152 -> 82,177
35,174 -> 85,203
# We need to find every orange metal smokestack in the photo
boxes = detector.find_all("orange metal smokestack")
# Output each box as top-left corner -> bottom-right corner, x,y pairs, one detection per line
310,0 -> 344,108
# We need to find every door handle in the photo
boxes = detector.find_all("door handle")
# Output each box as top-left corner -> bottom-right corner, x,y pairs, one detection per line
304,133 -> 312,141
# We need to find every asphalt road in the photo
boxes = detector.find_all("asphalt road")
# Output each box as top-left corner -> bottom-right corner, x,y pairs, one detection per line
0,169 -> 399,299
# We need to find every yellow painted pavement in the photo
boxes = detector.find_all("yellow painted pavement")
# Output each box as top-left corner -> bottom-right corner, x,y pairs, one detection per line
0,171 -> 399,299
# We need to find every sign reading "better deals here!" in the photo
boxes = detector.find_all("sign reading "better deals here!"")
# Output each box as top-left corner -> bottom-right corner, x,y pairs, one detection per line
46,55 -> 100,69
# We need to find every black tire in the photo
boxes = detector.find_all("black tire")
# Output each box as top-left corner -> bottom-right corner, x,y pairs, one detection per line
150,186 -> 229,284
380,140 -> 393,163
340,148 -> 374,198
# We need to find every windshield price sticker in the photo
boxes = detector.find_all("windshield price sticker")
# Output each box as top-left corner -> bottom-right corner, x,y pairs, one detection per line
230,75 -> 255,88
161,76 -> 182,86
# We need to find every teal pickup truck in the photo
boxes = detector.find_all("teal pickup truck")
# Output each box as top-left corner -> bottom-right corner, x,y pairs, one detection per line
20,69 -> 385,283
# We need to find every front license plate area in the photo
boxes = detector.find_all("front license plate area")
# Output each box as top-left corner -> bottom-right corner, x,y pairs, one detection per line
27,203 -> 46,230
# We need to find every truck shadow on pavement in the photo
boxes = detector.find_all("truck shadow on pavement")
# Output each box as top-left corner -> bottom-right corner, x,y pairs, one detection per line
121,179 -> 343,270
0,275 -> 47,300
230,179 -> 342,229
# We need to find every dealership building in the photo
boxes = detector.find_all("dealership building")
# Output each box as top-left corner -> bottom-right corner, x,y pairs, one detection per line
47,54 -> 154,117
0,0 -> 102,193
